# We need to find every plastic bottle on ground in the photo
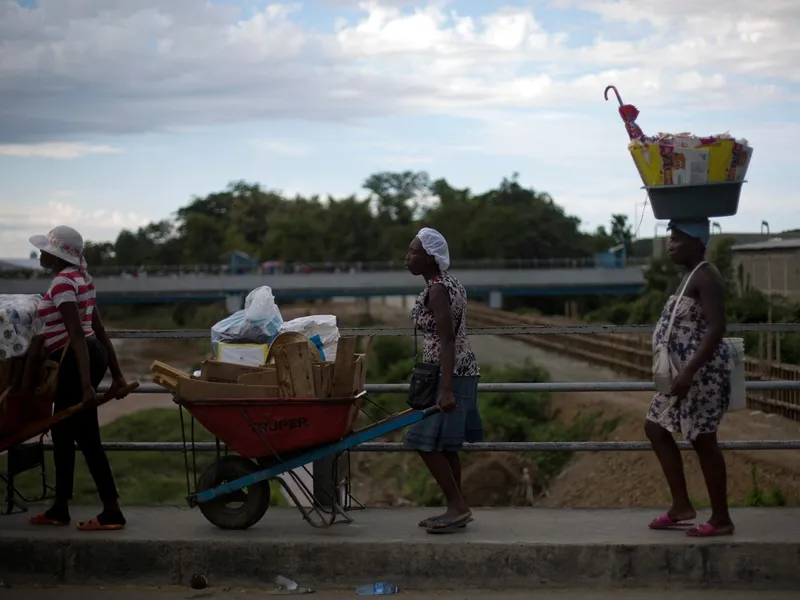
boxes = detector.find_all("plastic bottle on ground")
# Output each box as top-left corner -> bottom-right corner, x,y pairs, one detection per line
355,582 -> 399,595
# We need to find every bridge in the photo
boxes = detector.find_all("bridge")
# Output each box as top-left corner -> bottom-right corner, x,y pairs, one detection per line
2,266 -> 645,307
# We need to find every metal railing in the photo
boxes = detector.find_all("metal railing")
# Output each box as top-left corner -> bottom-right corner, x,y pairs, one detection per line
108,323 -> 800,339
93,322 -> 800,454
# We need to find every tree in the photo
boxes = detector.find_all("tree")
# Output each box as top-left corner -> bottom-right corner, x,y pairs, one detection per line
95,172 -> 621,269
609,214 -> 634,256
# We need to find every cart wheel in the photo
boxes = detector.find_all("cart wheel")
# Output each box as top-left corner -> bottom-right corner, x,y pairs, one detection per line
196,456 -> 271,530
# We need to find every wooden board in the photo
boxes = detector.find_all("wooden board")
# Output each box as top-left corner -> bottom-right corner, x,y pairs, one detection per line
282,341 -> 317,398
320,362 -> 335,398
176,378 -> 278,400
273,347 -> 295,398
200,360 -> 268,383
331,337 -> 356,398
312,364 -> 323,398
237,368 -> 278,387
312,362 -> 335,398
150,360 -> 191,393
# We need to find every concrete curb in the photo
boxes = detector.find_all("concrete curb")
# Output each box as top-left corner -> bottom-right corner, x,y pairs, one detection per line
2,538 -> 800,589
2,507 -> 799,590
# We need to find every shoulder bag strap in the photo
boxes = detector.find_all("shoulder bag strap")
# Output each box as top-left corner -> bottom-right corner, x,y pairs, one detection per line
663,261 -> 707,344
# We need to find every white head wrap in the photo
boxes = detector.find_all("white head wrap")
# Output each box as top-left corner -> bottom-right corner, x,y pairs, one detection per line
417,227 -> 450,271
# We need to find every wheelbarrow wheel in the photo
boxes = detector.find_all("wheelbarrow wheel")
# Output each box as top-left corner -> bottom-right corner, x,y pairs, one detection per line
196,456 -> 271,530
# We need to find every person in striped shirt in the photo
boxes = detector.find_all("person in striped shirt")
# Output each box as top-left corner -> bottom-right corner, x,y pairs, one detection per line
27,226 -> 132,531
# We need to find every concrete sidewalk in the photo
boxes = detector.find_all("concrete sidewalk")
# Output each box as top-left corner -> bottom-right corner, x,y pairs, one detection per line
1,507 -> 798,590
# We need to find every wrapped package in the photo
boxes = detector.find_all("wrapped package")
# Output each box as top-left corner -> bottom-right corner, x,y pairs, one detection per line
0,294 -> 43,359
211,286 -> 283,357
279,315 -> 340,362
629,133 -> 753,187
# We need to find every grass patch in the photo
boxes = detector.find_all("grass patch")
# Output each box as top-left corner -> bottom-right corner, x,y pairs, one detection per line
1,408 -> 286,507
745,466 -> 788,507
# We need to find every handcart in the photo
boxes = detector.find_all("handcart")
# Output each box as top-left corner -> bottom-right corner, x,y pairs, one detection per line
175,391 -> 439,530
0,381 -> 140,514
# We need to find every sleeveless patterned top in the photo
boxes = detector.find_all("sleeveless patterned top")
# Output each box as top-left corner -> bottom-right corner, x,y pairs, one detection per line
411,272 -> 480,377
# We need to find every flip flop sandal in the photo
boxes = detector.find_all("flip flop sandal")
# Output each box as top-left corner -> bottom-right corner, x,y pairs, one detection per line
648,513 -> 695,530
76,517 -> 126,531
420,515 -> 473,529
425,514 -> 472,534
686,522 -> 734,538
29,513 -> 69,527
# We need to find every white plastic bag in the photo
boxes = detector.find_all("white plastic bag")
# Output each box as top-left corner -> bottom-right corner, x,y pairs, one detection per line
279,315 -> 340,362
211,286 -> 283,357
0,294 -> 43,359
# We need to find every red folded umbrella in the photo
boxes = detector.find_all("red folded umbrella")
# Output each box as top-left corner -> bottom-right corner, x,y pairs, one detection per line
604,85 -> 645,141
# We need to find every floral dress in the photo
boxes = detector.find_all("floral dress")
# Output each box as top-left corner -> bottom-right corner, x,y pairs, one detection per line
405,272 -> 482,452
411,272 -> 479,377
646,294 -> 731,440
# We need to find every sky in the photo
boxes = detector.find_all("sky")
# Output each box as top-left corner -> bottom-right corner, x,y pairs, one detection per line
1,0 -> 799,258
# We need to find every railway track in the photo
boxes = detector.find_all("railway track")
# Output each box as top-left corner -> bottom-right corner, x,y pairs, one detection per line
468,303 -> 800,421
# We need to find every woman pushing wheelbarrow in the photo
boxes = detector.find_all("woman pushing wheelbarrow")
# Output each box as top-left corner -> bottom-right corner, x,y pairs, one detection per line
24,226 -> 136,531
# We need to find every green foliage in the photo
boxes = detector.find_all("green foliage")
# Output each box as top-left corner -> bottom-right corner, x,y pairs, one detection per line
84,173 -> 627,267
746,466 -> 787,507
585,234 -> 800,363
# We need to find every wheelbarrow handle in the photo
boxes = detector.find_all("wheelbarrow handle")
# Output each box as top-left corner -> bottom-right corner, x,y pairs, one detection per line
100,381 -> 140,403
422,405 -> 442,418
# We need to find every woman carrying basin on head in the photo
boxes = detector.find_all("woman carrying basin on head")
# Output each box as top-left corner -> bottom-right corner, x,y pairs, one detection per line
645,218 -> 734,538
404,227 -> 482,534
27,225 -> 132,531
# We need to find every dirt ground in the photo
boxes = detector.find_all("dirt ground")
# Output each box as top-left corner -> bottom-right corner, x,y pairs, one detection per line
106,300 -> 800,508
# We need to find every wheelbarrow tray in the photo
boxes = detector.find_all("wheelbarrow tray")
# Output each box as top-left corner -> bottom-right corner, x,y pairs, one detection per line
190,406 -> 438,507
175,396 -> 357,460
0,382 -> 140,453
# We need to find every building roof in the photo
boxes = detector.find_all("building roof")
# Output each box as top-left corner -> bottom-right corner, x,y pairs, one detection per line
0,258 -> 44,271
731,238 -> 800,252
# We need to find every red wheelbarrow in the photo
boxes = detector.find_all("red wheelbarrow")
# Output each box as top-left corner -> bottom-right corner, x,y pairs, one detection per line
174,391 -> 439,530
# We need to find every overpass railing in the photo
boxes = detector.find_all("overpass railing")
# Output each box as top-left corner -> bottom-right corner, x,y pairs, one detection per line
2,256 -> 649,280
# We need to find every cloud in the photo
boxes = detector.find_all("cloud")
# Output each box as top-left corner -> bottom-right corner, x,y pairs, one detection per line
0,0 -> 798,143
250,138 -> 315,157
0,199 -> 150,256
0,142 -> 120,159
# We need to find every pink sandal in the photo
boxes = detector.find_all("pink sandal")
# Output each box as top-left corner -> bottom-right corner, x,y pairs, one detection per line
648,513 -> 695,530
686,522 -> 734,538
